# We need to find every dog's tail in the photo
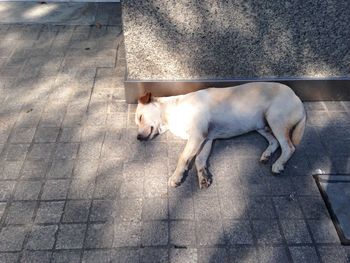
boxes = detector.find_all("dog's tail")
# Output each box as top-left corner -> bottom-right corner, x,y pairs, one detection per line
292,114 -> 306,146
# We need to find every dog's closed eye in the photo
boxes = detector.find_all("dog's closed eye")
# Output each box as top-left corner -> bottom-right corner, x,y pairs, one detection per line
139,115 -> 143,122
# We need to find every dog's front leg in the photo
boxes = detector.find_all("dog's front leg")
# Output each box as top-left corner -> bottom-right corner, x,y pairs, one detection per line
195,139 -> 213,189
169,133 -> 206,187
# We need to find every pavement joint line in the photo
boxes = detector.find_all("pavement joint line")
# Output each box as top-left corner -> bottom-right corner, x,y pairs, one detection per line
9,92 -> 50,262
270,196 -> 295,262
80,122 -> 107,261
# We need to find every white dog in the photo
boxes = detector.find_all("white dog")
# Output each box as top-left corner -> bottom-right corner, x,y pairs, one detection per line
135,82 -> 306,189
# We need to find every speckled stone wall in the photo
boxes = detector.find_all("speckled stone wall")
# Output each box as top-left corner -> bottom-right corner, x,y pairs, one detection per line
122,0 -> 350,80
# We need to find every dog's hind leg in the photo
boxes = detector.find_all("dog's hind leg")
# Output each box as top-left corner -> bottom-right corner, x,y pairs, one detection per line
169,132 -> 206,187
195,139 -> 213,189
257,128 -> 279,164
266,121 -> 295,174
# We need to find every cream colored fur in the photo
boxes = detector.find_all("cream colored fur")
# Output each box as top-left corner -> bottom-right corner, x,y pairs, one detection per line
135,82 -> 306,189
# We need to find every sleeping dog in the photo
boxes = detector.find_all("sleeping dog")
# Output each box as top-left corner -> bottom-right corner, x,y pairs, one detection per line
135,82 -> 306,189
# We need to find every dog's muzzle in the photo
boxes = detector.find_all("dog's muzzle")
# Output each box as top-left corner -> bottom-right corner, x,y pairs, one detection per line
136,134 -> 147,141
137,126 -> 153,141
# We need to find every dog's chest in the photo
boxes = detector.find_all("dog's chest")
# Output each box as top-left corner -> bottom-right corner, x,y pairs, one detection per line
167,118 -> 190,140
165,106 -> 192,140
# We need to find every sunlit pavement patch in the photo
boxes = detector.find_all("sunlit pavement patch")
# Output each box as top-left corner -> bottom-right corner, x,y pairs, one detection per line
314,174 -> 350,245
0,2 -> 119,25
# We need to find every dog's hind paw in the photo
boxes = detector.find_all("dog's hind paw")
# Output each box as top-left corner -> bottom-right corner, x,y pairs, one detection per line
198,169 -> 212,189
260,157 -> 269,164
272,163 -> 284,174
260,153 -> 271,164
199,177 -> 212,189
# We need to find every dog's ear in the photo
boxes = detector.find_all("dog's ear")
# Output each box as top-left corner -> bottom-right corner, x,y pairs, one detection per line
138,92 -> 152,104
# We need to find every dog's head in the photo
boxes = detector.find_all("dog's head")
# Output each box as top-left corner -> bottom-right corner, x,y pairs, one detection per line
135,92 -> 166,141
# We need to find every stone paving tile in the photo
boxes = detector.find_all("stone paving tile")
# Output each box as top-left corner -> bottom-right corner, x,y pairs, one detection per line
9,127 -> 36,143
26,143 -> 56,160
257,246 -> 290,263
13,181 -> 42,200
3,143 -> 30,161
94,174 -> 122,199
120,176 -> 144,199
168,198 -> 194,221
266,175 -> 296,195
0,253 -> 20,263
194,195 -> 221,220
62,200 -> 90,223
35,201 -> 65,223
219,194 -> 247,220
308,219 -> 340,244
39,111 -> 65,128
34,127 -> 60,142
0,202 -> 6,220
273,196 -> 304,219
0,181 -> 16,201
85,222 -> 114,248
0,226 -> 28,251
78,141 -> 103,160
16,110 -> 41,128
196,220 -> 225,246
90,199 -> 114,222
223,219 -> 254,245
252,220 -> 284,245
74,158 -> 99,179
140,248 -> 168,263
20,251 -> 52,263
142,197 -> 168,220
168,176 -> 194,198
289,246 -> 320,263
82,250 -> 114,263
5,201 -> 36,224
170,220 -> 196,247
113,221 -> 142,247
56,223 -> 86,249
114,198 -> 142,223
247,196 -> 276,219
84,248 -> 140,263
20,159 -> 50,179
59,127 -> 82,142
51,250 -> 81,263
280,219 -> 313,244
170,248 -> 197,263
26,225 -> 58,250
318,246 -> 349,263
141,221 -> 169,246
143,175 -> 168,198
41,179 -> 70,200
299,196 -> 330,219
290,176 -> 320,196
54,143 -> 79,159
68,178 -> 95,199
48,159 -> 74,178
227,247 -> 257,263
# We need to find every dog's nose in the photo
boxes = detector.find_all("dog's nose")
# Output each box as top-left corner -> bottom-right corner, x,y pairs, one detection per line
137,134 -> 143,141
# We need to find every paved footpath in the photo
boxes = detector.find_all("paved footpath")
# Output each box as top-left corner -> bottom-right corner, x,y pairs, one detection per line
0,3 -> 350,263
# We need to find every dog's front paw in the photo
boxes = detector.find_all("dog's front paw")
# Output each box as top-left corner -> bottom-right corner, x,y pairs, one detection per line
168,175 -> 182,188
272,163 -> 284,174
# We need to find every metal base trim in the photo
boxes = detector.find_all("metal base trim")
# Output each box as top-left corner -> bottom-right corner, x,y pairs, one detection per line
124,78 -> 350,103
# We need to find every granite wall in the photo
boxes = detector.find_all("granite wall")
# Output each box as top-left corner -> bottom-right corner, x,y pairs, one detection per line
122,0 -> 350,81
